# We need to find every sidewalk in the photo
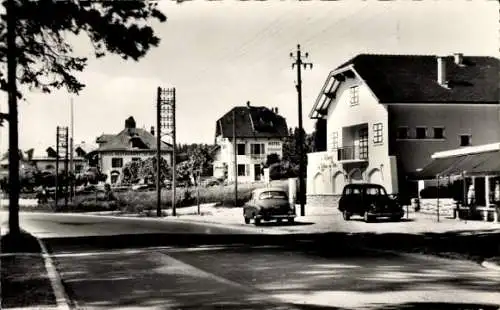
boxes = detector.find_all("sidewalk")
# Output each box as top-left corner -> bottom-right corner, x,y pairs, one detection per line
170,204 -> 500,235
1,230 -> 57,309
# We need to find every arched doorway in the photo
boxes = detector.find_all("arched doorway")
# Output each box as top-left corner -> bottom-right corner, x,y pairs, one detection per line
110,170 -> 120,184
368,168 -> 383,185
333,171 -> 346,194
312,172 -> 324,194
349,168 -> 363,184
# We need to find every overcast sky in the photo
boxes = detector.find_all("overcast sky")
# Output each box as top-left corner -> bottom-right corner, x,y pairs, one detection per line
0,0 -> 498,155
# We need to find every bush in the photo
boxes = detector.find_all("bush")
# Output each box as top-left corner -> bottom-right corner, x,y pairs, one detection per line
115,180 -> 290,212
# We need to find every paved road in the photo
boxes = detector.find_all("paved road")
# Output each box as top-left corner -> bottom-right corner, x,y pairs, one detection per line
2,211 -> 500,309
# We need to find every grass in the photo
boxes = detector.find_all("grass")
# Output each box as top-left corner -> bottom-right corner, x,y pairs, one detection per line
15,179 -> 291,214
115,179 -> 290,214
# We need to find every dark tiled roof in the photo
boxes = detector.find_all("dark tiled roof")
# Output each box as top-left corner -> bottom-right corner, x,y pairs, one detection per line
215,106 -> 288,139
336,54 -> 500,103
97,128 -> 172,152
96,134 -> 115,144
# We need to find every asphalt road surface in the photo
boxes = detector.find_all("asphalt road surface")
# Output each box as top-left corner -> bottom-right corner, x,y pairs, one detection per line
2,211 -> 500,309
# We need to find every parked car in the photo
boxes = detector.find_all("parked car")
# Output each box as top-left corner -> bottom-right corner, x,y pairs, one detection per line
338,183 -> 404,222
243,187 -> 296,225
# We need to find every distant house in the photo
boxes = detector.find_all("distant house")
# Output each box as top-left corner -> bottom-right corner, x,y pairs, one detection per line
307,53 -> 500,201
30,145 -> 90,175
92,116 -> 173,185
212,102 -> 288,183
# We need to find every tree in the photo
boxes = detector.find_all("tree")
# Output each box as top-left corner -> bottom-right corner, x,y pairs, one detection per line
122,160 -> 141,184
312,119 -> 327,152
1,0 -> 166,97
186,145 -> 213,186
265,153 -> 280,167
2,1 -> 166,235
138,157 -> 171,185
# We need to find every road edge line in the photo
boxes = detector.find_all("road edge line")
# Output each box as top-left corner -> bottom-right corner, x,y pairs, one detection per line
36,238 -> 71,310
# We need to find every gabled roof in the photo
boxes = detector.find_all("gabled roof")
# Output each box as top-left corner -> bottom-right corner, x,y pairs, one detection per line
75,142 -> 97,155
215,105 -> 288,139
310,54 -> 500,118
97,128 -> 173,152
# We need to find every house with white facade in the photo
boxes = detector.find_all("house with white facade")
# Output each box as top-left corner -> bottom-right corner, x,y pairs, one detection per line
91,116 -> 173,185
307,53 -> 500,203
212,102 -> 288,183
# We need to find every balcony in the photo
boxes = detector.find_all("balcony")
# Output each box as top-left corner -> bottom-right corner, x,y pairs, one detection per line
250,154 -> 266,162
336,146 -> 368,163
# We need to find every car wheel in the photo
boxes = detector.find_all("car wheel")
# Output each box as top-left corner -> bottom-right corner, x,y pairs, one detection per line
391,215 -> 402,222
244,217 -> 250,224
364,211 -> 371,223
276,218 -> 282,223
288,218 -> 294,223
343,210 -> 351,221
254,218 -> 261,226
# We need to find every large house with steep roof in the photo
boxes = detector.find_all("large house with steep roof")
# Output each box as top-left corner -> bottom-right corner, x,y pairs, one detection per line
212,102 -> 289,183
307,53 -> 500,203
91,116 -> 173,185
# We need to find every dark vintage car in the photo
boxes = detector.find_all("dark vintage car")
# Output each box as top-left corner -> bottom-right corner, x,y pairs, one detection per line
243,187 -> 296,225
338,183 -> 404,222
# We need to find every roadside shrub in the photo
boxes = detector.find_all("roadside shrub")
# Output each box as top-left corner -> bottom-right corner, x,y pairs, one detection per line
114,179 -> 290,212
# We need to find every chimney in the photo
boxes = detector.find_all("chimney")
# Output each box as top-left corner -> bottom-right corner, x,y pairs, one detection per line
453,53 -> 464,66
150,126 -> 155,136
437,56 -> 447,86
246,101 -> 251,108
274,107 -> 279,114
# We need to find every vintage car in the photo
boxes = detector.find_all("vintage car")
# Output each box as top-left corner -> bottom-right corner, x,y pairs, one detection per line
338,183 -> 404,222
243,187 -> 296,225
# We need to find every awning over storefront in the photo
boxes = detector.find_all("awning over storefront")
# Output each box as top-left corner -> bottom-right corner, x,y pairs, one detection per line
413,150 -> 500,180
467,151 -> 500,176
414,155 -> 467,180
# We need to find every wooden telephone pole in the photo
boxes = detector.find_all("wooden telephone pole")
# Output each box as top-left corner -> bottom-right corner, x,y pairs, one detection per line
233,108 -> 238,206
290,44 -> 313,217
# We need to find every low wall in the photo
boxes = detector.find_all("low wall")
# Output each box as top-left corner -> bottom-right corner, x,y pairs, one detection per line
418,198 -> 456,217
306,195 -> 341,208
0,198 -> 39,207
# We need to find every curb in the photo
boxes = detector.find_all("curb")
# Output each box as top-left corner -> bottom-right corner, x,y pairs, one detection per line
481,260 -> 500,271
35,237 -> 72,310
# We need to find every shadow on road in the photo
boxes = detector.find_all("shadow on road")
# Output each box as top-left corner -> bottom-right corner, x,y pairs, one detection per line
254,220 -> 315,227
347,218 -> 416,223
42,227 -> 500,261
49,239 -> 500,309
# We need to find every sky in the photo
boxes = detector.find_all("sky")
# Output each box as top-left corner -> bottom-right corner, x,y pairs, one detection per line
0,0 -> 499,156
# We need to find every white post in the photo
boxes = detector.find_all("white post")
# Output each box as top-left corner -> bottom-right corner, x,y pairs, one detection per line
484,176 -> 490,221
288,177 -> 297,211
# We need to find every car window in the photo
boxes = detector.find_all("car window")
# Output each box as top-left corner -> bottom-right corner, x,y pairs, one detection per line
259,191 -> 287,200
365,186 -> 387,196
344,187 -> 361,195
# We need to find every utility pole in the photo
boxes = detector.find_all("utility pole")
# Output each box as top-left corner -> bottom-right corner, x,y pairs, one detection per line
55,126 -> 68,210
233,108 -> 238,206
69,97 -> 74,201
290,44 -> 313,217
64,127 -> 69,208
157,87 -> 176,217
7,0 -> 20,235
156,87 -> 162,217
55,127 -> 60,210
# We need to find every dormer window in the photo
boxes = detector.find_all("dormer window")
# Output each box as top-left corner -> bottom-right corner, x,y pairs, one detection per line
349,86 -> 359,106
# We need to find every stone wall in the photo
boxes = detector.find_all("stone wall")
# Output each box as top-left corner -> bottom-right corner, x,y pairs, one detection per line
418,198 -> 457,217
306,195 -> 341,208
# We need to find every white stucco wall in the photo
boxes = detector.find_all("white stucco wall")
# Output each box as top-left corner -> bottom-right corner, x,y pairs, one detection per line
307,74 -> 396,195
212,135 -> 284,183
100,151 -> 172,184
